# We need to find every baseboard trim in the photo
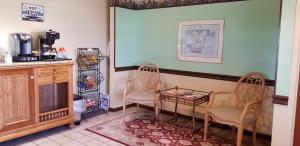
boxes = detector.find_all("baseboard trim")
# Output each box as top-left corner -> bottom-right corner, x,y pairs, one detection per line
109,103 -> 137,112
114,66 -> 275,86
109,104 -> 272,141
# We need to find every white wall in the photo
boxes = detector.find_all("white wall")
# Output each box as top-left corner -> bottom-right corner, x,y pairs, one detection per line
0,0 -> 109,93
109,7 -> 132,108
272,0 -> 300,145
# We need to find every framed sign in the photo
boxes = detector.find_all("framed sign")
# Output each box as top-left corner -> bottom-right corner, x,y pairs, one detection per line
178,20 -> 224,63
22,3 -> 44,22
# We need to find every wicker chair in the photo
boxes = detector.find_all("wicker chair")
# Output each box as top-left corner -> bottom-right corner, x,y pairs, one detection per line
123,63 -> 161,122
204,72 -> 266,146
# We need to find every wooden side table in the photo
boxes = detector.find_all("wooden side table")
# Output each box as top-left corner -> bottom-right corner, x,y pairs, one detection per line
156,86 -> 211,136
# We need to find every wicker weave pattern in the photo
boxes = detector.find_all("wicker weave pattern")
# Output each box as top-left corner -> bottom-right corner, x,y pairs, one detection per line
136,64 -> 160,91
235,72 -> 266,108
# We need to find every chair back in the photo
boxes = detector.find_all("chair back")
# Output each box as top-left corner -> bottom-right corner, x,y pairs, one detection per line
235,72 -> 266,108
136,63 -> 160,91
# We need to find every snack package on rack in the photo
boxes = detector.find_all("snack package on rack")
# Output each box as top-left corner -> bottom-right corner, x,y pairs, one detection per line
85,98 -> 97,108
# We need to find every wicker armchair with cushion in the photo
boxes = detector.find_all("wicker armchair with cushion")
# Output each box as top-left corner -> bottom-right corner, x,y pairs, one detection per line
204,72 -> 266,146
122,63 -> 161,122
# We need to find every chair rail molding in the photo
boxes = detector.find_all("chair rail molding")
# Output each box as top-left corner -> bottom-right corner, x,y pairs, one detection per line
114,66 -> 276,86
272,95 -> 289,105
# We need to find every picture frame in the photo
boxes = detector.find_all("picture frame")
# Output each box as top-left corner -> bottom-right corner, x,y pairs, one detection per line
22,3 -> 44,22
178,20 -> 224,63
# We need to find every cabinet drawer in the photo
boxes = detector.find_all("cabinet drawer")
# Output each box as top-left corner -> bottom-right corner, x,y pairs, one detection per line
38,68 -> 54,76
54,67 -> 68,74
54,74 -> 68,82
53,67 -> 69,82
38,76 -> 54,84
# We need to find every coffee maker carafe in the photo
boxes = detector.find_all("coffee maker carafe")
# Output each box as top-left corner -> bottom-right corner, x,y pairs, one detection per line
39,30 -> 60,60
11,33 -> 39,62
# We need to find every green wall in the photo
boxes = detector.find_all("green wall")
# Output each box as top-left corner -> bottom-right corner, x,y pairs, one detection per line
276,0 -> 297,95
115,0 -> 281,80
115,8 -> 139,66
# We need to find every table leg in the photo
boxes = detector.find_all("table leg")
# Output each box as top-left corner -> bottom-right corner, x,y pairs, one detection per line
155,93 -> 161,126
192,103 -> 196,139
174,98 -> 178,120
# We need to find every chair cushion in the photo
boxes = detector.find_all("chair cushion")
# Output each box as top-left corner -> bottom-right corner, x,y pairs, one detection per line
126,91 -> 156,104
208,106 -> 256,125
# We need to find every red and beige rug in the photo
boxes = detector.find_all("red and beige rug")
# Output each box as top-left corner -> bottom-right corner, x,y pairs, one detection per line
86,110 -> 270,146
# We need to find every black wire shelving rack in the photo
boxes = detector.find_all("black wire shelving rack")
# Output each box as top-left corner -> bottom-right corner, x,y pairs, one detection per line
76,48 -> 109,114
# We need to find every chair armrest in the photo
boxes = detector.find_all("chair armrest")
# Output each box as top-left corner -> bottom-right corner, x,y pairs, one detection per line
124,79 -> 135,84
239,100 -> 263,123
155,79 -> 163,92
213,91 -> 235,95
123,79 -> 135,97
207,91 -> 235,108
248,100 -> 263,107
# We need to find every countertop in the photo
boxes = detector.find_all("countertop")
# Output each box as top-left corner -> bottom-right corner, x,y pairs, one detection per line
0,60 -> 74,69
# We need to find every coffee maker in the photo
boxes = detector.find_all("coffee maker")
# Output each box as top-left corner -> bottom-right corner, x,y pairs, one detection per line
11,33 -> 39,62
39,30 -> 60,60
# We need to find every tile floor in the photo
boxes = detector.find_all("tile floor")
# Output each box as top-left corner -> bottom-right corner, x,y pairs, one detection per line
0,108 -> 138,146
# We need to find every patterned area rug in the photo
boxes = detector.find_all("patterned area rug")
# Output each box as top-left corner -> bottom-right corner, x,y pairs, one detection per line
123,119 -> 231,146
86,110 -> 270,146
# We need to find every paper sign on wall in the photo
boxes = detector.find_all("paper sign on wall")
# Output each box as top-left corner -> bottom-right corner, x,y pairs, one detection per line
22,3 -> 44,22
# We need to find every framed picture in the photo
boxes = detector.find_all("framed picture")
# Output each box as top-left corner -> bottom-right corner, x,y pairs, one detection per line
22,3 -> 44,22
178,20 -> 224,63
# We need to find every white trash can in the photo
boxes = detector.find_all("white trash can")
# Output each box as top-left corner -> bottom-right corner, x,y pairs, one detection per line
73,95 -> 86,125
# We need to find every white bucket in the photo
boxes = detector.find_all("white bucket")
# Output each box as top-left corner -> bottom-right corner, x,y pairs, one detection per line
73,99 -> 86,122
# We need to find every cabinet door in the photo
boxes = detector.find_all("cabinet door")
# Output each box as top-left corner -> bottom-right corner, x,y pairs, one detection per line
0,69 -> 34,132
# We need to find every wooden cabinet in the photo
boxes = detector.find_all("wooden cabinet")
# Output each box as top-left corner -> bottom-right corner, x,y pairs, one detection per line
0,69 -> 34,132
0,62 -> 74,142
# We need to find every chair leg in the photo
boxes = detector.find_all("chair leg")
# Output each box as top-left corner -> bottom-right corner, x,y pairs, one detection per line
155,93 -> 160,126
154,103 -> 158,117
253,125 -> 257,146
155,103 -> 158,126
123,101 -> 126,122
203,111 -> 209,141
136,103 -> 139,113
237,125 -> 244,146
231,126 -> 236,139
